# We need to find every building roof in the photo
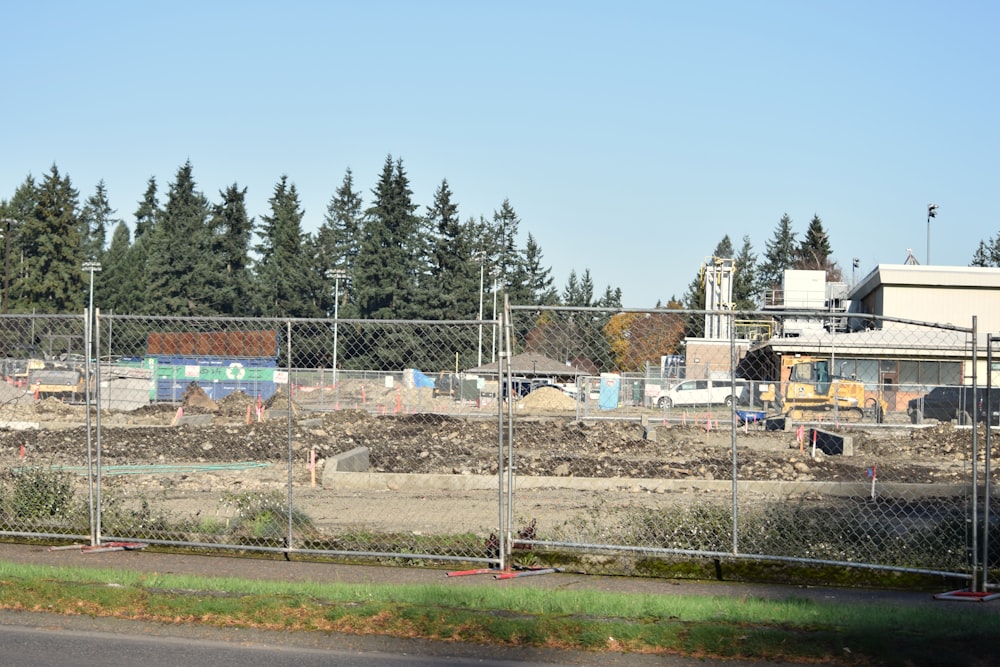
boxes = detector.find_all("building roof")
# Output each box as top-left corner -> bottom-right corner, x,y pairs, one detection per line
753,326 -> 972,358
850,264 -> 1000,300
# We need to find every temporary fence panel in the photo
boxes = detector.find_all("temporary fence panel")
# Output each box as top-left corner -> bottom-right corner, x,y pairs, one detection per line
0,314 -> 505,566
506,305 -> 983,583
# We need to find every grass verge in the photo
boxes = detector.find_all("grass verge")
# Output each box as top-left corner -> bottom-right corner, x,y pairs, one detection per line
0,560 -> 996,665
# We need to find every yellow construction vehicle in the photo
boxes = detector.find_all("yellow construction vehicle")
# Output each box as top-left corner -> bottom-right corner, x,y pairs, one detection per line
760,356 -> 886,423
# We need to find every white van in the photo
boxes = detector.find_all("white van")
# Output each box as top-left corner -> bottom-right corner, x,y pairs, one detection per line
658,378 -> 746,409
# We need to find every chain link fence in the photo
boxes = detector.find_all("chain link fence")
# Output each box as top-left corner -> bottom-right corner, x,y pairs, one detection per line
506,305 -> 997,589
0,307 -> 996,587
0,313 -> 505,565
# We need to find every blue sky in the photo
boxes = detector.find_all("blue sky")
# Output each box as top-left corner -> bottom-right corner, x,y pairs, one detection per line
3,1 -> 997,308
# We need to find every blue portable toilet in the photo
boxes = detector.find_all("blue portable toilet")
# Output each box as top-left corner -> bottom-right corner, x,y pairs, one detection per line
598,373 -> 621,410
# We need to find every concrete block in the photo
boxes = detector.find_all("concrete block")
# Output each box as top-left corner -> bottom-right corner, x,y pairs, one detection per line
322,446 -> 371,487
173,414 -> 214,427
809,428 -> 854,456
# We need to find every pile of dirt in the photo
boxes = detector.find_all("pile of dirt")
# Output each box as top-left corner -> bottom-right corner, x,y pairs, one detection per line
516,386 -> 577,412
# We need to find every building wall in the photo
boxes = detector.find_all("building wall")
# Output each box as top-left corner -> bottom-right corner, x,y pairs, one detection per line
684,339 -> 750,379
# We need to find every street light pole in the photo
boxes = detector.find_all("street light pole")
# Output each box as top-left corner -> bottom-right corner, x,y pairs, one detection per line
927,204 -> 938,265
490,269 -> 500,363
81,261 -> 101,545
475,253 -> 485,368
326,268 -> 347,385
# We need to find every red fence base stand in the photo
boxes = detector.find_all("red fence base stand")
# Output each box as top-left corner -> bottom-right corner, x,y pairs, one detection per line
446,566 -> 563,579
48,542 -> 148,555
933,589 -> 1000,602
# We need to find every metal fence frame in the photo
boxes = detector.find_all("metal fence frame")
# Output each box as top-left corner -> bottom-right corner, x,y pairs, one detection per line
505,304 -> 997,591
0,305 -> 995,588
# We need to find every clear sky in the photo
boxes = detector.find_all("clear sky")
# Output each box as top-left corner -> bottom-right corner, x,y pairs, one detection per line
2,1 -> 997,308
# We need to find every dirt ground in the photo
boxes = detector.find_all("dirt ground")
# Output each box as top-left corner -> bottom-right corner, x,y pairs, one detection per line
0,382 -> 988,484
0,382 -> 994,537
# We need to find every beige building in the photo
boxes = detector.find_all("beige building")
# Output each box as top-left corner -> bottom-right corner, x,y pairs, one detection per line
849,264 -> 1000,332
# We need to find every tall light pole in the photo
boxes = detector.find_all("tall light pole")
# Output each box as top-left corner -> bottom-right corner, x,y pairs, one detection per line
474,252 -> 485,367
927,204 -> 938,265
326,268 -> 347,385
490,268 -> 500,363
81,261 -> 101,545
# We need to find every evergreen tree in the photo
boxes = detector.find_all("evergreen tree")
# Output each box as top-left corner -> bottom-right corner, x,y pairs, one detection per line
759,213 -> 798,292
732,234 -> 759,310
563,269 -> 600,307
493,198 -> 520,291
596,285 -> 623,309
144,161 -> 221,315
133,177 -> 159,240
522,233 -> 557,305
971,235 -> 1000,267
426,179 -> 478,319
17,165 -> 85,313
97,221 -> 136,312
0,176 -> 36,312
80,180 -> 119,263
714,234 -> 734,259
314,168 -> 363,316
796,214 -> 832,270
214,184 -> 255,316
253,175 -> 318,318
354,155 -> 423,319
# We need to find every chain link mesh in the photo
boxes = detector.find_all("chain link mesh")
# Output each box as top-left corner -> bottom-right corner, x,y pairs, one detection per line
507,305 -> 992,579
0,307 -> 995,581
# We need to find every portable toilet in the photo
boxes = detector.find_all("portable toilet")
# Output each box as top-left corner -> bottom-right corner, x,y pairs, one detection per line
598,373 -> 621,410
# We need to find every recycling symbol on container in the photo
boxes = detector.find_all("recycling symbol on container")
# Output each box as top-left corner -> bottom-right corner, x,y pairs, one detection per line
226,362 -> 246,380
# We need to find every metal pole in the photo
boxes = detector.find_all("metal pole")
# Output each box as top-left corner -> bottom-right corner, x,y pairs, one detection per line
477,258 -> 484,368
82,261 -> 101,545
490,273 -> 499,363
926,204 -> 938,265
984,334 -> 994,592
333,275 -> 340,385
326,268 -> 346,389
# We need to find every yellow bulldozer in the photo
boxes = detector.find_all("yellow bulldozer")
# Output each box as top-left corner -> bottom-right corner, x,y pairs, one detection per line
761,357 -> 886,423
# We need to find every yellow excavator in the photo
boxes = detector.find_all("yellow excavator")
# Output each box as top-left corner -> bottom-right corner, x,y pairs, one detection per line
761,357 -> 886,423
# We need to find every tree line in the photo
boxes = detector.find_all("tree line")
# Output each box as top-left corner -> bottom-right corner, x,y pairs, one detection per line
0,157 -> 624,319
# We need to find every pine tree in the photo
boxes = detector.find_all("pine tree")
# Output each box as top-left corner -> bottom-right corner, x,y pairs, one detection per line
80,180 -> 119,263
562,270 -> 590,307
0,176 -> 36,312
522,233 -> 557,305
426,179 -> 478,320
971,236 -> 1000,267
214,184 -> 255,316
732,235 -> 759,310
759,213 -> 798,292
314,168 -> 363,316
354,155 -> 423,319
796,214 -> 832,270
17,165 -> 85,313
493,198 -> 520,291
97,221 -> 135,312
144,161 -> 221,315
596,285 -> 622,309
253,175 -> 318,318
133,177 -> 159,240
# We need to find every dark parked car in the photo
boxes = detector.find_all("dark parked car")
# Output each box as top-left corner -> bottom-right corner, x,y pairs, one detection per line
908,386 -> 1000,425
